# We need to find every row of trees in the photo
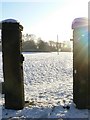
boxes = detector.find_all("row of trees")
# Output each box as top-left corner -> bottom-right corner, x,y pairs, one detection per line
22,39 -> 59,52
0,39 -> 59,52
22,34 -> 61,52
0,34 -> 72,52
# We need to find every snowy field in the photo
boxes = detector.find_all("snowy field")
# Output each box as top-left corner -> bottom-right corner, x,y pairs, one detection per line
0,52 -> 89,119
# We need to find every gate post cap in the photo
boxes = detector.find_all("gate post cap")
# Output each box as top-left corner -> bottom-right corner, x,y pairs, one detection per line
0,19 -> 18,29
72,17 -> 88,29
0,18 -> 23,30
2,19 -> 18,23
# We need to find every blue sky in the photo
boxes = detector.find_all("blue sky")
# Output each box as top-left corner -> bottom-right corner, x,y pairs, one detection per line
0,0 -> 89,41
1,2 -> 64,29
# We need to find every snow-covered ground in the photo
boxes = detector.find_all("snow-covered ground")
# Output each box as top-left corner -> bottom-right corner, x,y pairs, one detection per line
0,52 -> 89,119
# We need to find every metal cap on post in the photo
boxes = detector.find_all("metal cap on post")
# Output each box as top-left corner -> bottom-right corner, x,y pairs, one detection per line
1,19 -> 25,110
72,17 -> 89,109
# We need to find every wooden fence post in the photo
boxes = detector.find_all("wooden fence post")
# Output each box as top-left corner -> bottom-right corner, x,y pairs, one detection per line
1,19 -> 25,110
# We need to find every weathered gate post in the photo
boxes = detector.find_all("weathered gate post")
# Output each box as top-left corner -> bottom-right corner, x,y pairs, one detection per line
1,19 -> 25,110
72,17 -> 89,109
